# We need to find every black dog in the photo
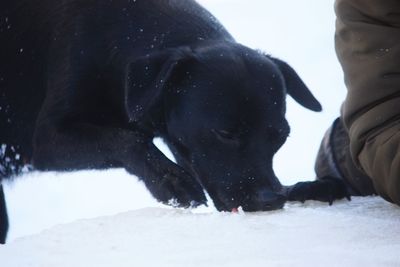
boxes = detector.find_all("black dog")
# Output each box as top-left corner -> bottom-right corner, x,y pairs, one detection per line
0,0 -> 349,243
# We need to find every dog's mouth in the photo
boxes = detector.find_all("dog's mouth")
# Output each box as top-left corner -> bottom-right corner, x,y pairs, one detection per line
183,156 -> 286,212
207,186 -> 287,212
241,189 -> 287,212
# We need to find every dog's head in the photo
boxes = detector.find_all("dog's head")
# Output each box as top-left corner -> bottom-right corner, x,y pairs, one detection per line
125,44 -> 321,211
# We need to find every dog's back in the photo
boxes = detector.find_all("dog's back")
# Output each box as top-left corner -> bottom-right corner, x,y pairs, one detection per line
0,0 -> 232,167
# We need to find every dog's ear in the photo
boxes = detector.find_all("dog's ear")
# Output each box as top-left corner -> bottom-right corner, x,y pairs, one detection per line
270,57 -> 322,112
125,47 -> 193,122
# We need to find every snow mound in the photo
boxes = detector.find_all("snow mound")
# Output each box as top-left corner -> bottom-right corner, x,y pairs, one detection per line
1,197 -> 400,267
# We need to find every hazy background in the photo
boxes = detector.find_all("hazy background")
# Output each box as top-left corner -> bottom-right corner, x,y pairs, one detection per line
4,0 -> 347,241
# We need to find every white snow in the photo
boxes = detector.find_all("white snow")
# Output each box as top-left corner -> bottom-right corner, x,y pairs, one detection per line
1,197 -> 400,267
1,1 -> 400,266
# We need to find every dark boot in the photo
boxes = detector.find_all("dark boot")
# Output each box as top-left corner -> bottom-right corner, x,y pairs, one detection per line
314,118 -> 376,196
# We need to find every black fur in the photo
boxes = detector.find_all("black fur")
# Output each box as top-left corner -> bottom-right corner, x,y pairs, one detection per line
0,0 -> 347,243
0,185 -> 8,244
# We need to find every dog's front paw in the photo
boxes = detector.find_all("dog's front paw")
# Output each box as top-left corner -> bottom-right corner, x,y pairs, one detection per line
144,165 -> 207,208
286,176 -> 351,205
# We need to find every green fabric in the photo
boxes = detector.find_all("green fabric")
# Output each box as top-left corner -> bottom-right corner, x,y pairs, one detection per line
335,0 -> 400,204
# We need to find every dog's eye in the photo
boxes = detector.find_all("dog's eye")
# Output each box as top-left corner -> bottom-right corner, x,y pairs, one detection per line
212,129 -> 239,145
213,129 -> 234,139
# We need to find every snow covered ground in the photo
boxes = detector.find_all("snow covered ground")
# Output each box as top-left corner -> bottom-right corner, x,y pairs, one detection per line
1,0 -> 400,266
1,196 -> 400,266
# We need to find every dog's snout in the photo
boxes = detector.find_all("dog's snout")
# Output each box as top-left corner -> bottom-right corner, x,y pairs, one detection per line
241,189 -> 286,212
256,190 -> 287,204
256,190 -> 287,210
212,186 -> 287,212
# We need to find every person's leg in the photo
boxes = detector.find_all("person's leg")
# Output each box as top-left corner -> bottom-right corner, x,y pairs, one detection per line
358,121 -> 400,205
333,0 -> 400,205
314,118 -> 376,196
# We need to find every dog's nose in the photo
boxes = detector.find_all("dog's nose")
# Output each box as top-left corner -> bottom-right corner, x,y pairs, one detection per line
256,189 -> 287,204
242,189 -> 287,211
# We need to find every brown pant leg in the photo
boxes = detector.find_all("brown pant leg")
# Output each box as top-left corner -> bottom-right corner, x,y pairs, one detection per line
359,121 -> 400,205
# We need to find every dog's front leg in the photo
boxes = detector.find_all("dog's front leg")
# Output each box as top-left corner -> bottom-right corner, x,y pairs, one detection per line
0,185 -> 8,244
283,176 -> 351,205
32,122 -> 207,208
